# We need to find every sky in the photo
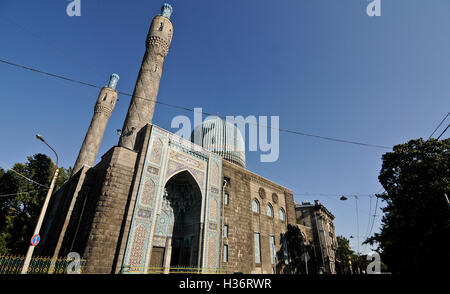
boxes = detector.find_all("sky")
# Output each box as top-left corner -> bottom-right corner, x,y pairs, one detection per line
0,0 -> 449,255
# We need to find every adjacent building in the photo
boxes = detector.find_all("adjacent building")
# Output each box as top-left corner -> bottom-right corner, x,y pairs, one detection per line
295,200 -> 338,274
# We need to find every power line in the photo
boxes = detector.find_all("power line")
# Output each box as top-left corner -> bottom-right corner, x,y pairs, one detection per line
428,112 -> 450,139
0,189 -> 49,198
436,123 -> 450,140
363,188 -> 384,241
293,192 -> 375,197
355,195 -> 360,254
0,15 -> 106,82
0,58 -> 392,150
0,160 -> 49,189
363,194 -> 373,240
366,195 -> 380,239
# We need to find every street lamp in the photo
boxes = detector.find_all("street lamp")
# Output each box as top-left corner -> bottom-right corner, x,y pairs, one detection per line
35,134 -> 59,168
340,195 -> 360,255
21,134 -> 60,274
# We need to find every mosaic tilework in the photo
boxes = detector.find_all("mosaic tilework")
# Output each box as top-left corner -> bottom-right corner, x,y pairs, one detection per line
209,199 -> 218,220
212,162 -> 219,186
207,236 -> 216,269
202,155 -> 222,270
123,126 -> 224,273
141,179 -> 156,206
128,224 -> 147,271
149,138 -> 163,164
122,129 -> 168,273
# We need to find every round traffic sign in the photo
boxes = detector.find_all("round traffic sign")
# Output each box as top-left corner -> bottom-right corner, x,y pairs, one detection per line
31,234 -> 40,246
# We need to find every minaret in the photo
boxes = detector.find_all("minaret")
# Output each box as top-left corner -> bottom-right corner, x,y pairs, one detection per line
118,3 -> 174,150
72,74 -> 120,175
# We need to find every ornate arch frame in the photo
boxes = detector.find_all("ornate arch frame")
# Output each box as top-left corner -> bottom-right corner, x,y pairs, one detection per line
122,126 -> 222,274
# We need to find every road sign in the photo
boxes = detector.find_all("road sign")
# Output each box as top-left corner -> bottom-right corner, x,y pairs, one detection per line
31,234 -> 40,246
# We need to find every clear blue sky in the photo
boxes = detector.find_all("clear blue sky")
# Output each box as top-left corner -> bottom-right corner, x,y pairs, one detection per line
1,0 -> 449,254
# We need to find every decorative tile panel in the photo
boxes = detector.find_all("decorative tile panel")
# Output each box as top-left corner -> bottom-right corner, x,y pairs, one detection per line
123,126 -> 222,274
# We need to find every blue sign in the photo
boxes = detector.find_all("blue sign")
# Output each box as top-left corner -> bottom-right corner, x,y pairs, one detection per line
31,234 -> 40,246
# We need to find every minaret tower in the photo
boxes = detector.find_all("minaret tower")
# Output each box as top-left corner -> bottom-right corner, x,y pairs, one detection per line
73,74 -> 120,174
118,3 -> 174,150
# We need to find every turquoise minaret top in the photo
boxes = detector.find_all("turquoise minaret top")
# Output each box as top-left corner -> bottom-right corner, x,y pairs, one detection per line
161,3 -> 173,19
108,73 -> 120,90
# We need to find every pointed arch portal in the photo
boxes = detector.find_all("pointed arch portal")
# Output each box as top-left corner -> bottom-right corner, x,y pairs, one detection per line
123,126 -> 222,274
162,170 -> 202,269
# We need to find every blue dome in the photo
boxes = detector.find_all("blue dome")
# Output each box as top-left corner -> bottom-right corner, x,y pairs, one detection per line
191,117 -> 246,168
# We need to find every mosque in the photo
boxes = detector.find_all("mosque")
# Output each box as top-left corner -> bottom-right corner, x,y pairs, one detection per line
36,4 -> 296,274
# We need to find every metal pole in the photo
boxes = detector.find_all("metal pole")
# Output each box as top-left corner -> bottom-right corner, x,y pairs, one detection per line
21,168 -> 59,274
354,196 -> 360,255
444,193 -> 450,211
220,181 -> 227,270
305,254 -> 308,275
22,134 -> 59,274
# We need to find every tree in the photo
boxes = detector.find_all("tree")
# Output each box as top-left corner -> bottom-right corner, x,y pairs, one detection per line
351,253 -> 370,274
335,236 -> 354,274
0,154 -> 70,254
276,224 -> 317,274
365,138 -> 450,273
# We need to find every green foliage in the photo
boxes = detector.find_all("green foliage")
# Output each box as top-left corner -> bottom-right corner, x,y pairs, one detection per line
365,138 -> 450,273
335,236 -> 353,274
351,253 -> 369,274
276,224 -> 317,274
0,154 -> 70,254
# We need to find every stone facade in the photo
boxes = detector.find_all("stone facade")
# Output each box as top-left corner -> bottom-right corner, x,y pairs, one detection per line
73,78 -> 119,175
297,224 -> 314,245
119,11 -> 173,151
80,146 -> 137,273
121,125 -> 223,274
39,124 -> 295,274
221,161 -> 295,274
37,4 -> 297,274
295,200 -> 338,274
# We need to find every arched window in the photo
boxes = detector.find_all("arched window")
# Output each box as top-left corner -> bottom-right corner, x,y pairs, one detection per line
252,199 -> 260,213
266,203 -> 273,218
279,208 -> 285,221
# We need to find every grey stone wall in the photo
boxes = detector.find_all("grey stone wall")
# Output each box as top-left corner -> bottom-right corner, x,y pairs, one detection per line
80,146 -> 137,273
221,161 -> 295,274
295,204 -> 338,274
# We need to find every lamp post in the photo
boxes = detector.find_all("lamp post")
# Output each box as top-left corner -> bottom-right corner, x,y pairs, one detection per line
21,134 -> 59,274
340,195 -> 360,255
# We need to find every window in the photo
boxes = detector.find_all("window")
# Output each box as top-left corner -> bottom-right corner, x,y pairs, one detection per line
224,192 -> 229,206
223,244 -> 228,262
279,208 -> 285,221
269,235 -> 276,264
266,203 -> 273,217
252,199 -> 260,213
224,225 -> 228,238
254,232 -> 261,264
